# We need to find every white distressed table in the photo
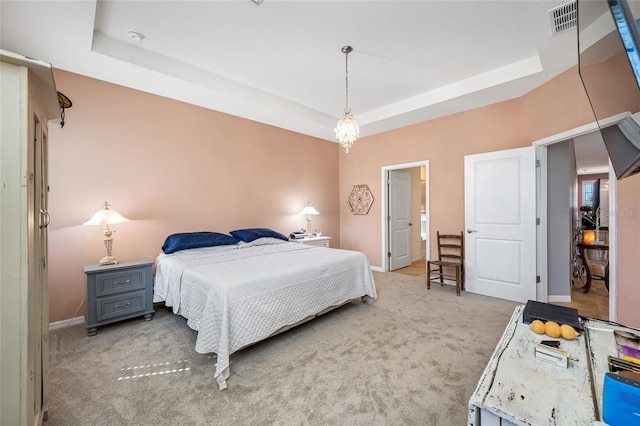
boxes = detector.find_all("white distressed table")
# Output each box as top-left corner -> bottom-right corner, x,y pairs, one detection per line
468,305 -> 630,425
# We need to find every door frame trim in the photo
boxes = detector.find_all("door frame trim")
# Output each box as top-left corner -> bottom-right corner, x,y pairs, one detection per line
381,160 -> 430,272
533,111 -> 627,322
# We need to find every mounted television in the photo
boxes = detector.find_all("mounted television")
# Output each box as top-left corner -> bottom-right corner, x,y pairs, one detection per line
578,0 -> 640,179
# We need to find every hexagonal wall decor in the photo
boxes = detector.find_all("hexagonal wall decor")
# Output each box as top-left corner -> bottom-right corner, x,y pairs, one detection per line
348,184 -> 374,215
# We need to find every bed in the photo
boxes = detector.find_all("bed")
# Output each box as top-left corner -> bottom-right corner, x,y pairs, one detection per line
153,229 -> 377,390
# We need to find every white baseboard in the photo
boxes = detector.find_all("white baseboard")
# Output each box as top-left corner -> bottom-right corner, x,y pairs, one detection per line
370,266 -> 384,272
49,316 -> 84,331
547,295 -> 571,303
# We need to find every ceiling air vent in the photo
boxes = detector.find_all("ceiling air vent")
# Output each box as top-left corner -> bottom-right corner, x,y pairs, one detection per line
548,0 -> 577,35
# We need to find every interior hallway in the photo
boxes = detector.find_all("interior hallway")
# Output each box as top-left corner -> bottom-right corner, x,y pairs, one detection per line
552,278 -> 609,321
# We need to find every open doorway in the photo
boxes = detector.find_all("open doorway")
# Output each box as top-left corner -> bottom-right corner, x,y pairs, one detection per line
548,131 -> 611,320
381,161 -> 430,275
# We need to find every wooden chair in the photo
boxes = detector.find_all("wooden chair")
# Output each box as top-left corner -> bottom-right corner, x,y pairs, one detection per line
427,231 -> 464,296
578,242 -> 609,293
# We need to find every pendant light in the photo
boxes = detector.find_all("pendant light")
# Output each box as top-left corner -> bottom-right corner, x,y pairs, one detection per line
334,45 -> 359,153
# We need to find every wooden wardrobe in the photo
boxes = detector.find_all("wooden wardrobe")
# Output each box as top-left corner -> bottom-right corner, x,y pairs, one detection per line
1,50 -> 59,425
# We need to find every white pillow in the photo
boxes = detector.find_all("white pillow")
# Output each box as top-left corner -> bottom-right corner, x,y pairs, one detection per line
238,237 -> 288,247
252,237 -> 289,246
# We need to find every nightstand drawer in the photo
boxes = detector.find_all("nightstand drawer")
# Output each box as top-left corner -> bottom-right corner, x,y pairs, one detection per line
94,268 -> 145,297
306,239 -> 329,248
289,236 -> 331,248
96,291 -> 145,322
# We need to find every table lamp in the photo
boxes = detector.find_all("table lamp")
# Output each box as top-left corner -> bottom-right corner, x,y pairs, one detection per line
83,201 -> 130,265
299,202 -> 319,234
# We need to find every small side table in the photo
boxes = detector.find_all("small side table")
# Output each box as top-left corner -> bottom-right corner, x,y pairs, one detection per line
84,259 -> 154,336
289,236 -> 331,248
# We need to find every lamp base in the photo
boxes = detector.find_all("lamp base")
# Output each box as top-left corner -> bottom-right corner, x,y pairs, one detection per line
99,256 -> 119,266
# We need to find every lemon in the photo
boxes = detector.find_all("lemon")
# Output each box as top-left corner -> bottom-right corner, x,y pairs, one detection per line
544,321 -> 562,338
560,324 -> 580,340
530,319 -> 545,334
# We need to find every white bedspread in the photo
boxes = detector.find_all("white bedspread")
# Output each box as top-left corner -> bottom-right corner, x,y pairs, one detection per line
154,242 -> 376,389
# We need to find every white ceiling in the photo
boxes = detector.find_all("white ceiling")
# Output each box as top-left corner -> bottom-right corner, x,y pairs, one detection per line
0,0 -> 611,172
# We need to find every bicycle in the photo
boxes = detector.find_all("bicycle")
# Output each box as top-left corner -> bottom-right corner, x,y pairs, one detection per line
571,227 -> 587,289
571,206 -> 598,290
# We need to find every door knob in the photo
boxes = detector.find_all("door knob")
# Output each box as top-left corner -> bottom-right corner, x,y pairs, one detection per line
466,229 -> 477,233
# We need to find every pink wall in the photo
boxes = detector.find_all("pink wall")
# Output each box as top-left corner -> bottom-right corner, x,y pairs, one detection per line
48,65 -> 640,328
338,66 -> 640,328
47,69 -> 339,322
617,178 -> 640,327
341,103 -> 513,263
339,66 -> 596,265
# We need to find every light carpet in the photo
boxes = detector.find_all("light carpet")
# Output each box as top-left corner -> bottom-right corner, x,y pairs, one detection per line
45,271 -> 519,426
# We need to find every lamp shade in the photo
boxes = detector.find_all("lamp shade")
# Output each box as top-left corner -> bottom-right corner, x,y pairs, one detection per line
83,201 -> 129,266
300,202 -> 319,235
299,203 -> 319,216
83,201 -> 130,226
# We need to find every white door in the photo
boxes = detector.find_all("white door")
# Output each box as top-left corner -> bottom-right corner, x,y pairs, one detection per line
464,147 -> 537,302
389,170 -> 412,270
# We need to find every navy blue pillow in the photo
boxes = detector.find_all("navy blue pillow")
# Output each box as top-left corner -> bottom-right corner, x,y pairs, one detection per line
162,232 -> 240,254
229,228 -> 289,243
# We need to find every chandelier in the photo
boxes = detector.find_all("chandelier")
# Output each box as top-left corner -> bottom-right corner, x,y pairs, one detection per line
334,45 -> 359,153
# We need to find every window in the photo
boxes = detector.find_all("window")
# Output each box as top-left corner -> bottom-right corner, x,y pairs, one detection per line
582,179 -> 595,207
584,184 -> 593,207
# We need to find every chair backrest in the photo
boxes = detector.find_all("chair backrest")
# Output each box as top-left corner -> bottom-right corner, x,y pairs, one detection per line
436,231 -> 464,264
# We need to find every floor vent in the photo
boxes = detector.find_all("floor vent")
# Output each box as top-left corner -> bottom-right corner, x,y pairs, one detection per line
549,0 -> 577,35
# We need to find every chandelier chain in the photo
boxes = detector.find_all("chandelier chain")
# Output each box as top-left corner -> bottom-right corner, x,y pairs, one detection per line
345,49 -> 349,112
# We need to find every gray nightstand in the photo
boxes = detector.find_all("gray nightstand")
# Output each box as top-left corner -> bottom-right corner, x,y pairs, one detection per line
84,259 -> 154,336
